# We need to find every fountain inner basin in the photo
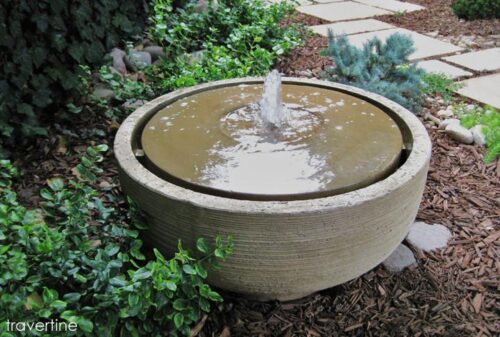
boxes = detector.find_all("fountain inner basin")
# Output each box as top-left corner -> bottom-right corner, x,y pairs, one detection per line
141,79 -> 403,200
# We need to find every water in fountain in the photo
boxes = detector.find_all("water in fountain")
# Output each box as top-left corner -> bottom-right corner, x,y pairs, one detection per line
259,70 -> 290,127
141,72 -> 404,199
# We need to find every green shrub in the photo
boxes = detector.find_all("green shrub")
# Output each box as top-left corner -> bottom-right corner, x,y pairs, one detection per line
454,104 -> 500,163
147,0 -> 301,92
452,0 -> 500,20
0,1 -> 145,145
322,32 -> 426,113
422,72 -> 462,102
0,146 -> 233,336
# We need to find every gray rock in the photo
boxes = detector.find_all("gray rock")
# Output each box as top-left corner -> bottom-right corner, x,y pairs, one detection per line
144,45 -> 166,61
439,118 -> 460,129
187,50 -> 205,65
110,48 -> 127,74
382,244 -> 416,272
406,222 -> 451,252
437,106 -> 454,118
297,69 -> 313,78
122,99 -> 146,110
93,85 -> 114,100
445,123 -> 474,144
125,51 -> 152,71
470,125 -> 486,145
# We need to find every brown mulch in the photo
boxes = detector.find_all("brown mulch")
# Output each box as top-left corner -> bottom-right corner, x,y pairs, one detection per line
276,35 -> 331,76
376,0 -> 500,37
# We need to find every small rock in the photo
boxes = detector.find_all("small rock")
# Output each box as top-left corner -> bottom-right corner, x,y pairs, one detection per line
439,118 -> 460,129
122,99 -> 146,110
187,50 -> 205,65
144,45 -> 166,61
382,244 -> 416,272
109,48 -> 127,74
445,123 -> 474,144
93,84 -> 114,100
437,106 -> 454,118
424,113 -> 441,125
426,31 -> 439,38
297,69 -> 313,78
406,222 -> 451,252
470,125 -> 486,145
125,51 -> 152,71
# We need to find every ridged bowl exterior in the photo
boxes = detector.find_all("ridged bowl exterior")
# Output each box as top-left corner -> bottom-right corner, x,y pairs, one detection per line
115,78 -> 431,301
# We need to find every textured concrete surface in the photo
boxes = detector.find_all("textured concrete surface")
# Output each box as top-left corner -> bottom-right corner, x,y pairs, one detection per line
115,78 -> 432,300
443,48 -> 500,72
417,60 -> 472,79
346,28 -> 463,60
297,2 -> 390,22
355,0 -> 424,12
311,19 -> 394,37
382,244 -> 416,272
456,74 -> 500,109
406,222 -> 451,252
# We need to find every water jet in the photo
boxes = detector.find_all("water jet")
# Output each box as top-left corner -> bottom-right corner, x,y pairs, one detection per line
115,74 -> 431,300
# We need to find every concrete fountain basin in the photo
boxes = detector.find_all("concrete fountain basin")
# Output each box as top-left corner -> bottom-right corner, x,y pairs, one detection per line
114,77 -> 431,300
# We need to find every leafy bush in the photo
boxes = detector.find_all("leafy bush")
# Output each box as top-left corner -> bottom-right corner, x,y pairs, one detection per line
422,72 -> 462,102
454,104 -> 500,163
0,1 -> 145,145
322,32 -> 426,113
452,0 -> 500,20
0,146 -> 233,336
147,0 -> 301,92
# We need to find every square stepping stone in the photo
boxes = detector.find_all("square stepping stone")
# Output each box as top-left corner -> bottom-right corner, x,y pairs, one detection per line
417,60 -> 472,79
314,0 -> 345,3
345,28 -> 463,60
297,1 -> 391,22
311,19 -> 394,37
457,74 -> 500,109
354,0 -> 424,13
443,48 -> 500,72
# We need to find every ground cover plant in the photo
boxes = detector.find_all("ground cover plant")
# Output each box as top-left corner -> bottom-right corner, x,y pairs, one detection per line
321,32 -> 426,113
422,72 -> 463,103
0,147 -> 233,336
452,0 -> 500,20
0,0 -> 145,152
146,0 -> 301,91
453,104 -> 500,163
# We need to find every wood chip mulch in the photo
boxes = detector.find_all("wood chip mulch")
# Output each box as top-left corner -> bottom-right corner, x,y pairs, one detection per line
376,0 -> 500,38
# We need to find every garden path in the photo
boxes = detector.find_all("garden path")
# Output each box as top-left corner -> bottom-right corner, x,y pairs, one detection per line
290,0 -> 500,108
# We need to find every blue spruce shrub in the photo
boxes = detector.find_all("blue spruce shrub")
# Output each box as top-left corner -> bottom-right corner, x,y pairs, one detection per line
322,31 -> 426,114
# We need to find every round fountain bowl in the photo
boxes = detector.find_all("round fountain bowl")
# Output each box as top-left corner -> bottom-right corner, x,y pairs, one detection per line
115,78 -> 431,300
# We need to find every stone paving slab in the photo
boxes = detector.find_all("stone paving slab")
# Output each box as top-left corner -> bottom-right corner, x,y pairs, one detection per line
457,74 -> 500,109
417,60 -> 473,79
354,0 -> 424,13
297,1 -> 391,22
345,28 -> 463,60
267,0 -> 313,5
313,0 -> 345,3
311,19 -> 394,37
443,48 -> 500,72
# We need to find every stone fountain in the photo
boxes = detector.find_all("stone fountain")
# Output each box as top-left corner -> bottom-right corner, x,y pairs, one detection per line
115,72 -> 431,300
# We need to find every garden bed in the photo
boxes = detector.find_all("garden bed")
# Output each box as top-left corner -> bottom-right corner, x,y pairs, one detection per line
3,1 -> 499,336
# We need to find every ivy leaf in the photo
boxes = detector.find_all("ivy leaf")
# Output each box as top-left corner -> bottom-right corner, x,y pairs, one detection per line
174,312 -> 184,329
47,177 -> 64,192
182,264 -> 196,275
196,238 -> 209,254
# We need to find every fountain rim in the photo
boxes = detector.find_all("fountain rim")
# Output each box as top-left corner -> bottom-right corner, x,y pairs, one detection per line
115,77 -> 431,214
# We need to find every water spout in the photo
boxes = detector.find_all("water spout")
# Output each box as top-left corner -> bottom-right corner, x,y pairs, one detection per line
260,70 -> 290,127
